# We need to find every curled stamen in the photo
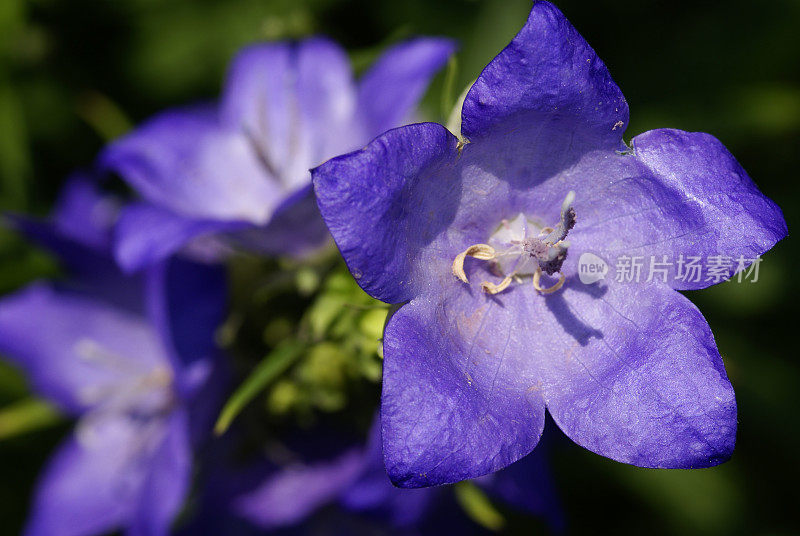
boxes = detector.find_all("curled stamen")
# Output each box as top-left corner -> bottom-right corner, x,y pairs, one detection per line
452,244 -> 496,283
533,267 -> 566,294
481,274 -> 514,295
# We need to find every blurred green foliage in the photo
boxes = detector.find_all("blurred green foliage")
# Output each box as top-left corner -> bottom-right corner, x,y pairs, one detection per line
216,263 -> 386,433
0,0 -> 798,534
455,481 -> 507,531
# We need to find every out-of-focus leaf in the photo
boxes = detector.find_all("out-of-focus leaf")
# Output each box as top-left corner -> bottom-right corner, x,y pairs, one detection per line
266,379 -> 300,415
0,398 -> 61,441
128,1 -> 318,100
0,0 -> 25,56
295,266 -> 320,295
687,252 -> 787,315
305,270 -> 375,338
214,340 -> 305,435
454,481 -> 505,532
75,91 -> 132,142
0,228 -> 59,294
440,55 -> 458,120
297,343 -> 348,386
445,78 -> 473,138
617,465 -> 743,534
358,308 -> 386,340
731,85 -> 800,135
0,360 -> 27,402
262,316 -> 295,347
0,82 -> 30,209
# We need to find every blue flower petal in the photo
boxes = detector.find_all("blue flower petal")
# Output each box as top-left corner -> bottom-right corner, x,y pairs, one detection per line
127,409 -> 192,536
144,256 -> 227,402
312,122 -> 461,304
461,1 -> 628,146
475,432 -> 565,533
0,284 -> 168,414
24,416 -> 166,536
104,37 -> 451,265
382,280 -> 546,487
51,173 -> 117,251
559,129 -> 787,290
341,420 -> 437,527
113,202 -> 249,274
100,107 -> 281,224
221,39 -> 359,192
539,280 -> 736,468
357,37 -> 456,138
231,185 -> 331,258
232,449 -> 364,529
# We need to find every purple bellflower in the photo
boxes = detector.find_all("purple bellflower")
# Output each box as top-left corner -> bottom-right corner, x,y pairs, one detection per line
0,177 -> 228,536
231,419 -> 562,533
311,1 -> 788,487
99,37 -> 455,272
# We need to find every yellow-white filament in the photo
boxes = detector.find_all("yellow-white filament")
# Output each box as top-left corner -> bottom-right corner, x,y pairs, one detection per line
532,267 -> 566,294
452,244 -> 497,283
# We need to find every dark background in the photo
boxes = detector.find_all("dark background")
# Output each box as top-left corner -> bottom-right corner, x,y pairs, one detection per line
0,0 -> 798,534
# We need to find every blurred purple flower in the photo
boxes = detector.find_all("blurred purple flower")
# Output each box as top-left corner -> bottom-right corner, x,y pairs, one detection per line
311,1 -> 788,487
0,176 -> 228,536
230,419 -> 562,534
99,37 -> 455,272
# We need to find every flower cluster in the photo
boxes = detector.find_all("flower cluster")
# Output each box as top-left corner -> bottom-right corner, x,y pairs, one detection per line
0,1 -> 787,535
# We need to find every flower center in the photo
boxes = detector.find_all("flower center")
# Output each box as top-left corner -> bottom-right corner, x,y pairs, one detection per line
74,338 -> 175,436
452,191 -> 576,294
